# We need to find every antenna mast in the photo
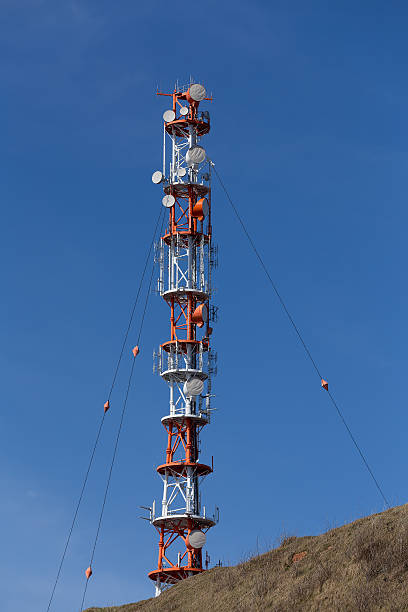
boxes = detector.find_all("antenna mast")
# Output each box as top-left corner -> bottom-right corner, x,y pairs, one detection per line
147,82 -> 217,596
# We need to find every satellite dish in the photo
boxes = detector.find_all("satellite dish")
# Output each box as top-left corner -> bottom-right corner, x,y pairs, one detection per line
201,198 -> 209,217
179,106 -> 188,116
186,146 -> 206,166
163,109 -> 176,123
187,530 -> 206,550
178,167 -> 187,178
162,194 -> 175,208
188,84 -> 206,102
193,197 -> 209,221
152,170 -> 163,184
201,304 -> 208,323
192,303 -> 208,327
183,378 -> 204,397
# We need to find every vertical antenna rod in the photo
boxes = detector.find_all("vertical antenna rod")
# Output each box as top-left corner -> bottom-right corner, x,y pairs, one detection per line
147,82 -> 217,596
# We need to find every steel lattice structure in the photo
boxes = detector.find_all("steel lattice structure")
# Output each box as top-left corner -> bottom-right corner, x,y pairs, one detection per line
145,82 -> 218,597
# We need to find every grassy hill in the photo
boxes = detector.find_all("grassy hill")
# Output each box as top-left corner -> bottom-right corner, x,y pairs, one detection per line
86,503 -> 408,611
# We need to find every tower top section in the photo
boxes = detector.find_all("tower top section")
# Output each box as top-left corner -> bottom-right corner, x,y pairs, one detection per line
157,82 -> 213,125
152,82 -> 212,190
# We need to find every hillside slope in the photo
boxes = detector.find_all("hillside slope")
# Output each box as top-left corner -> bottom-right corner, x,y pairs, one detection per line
86,503 -> 408,612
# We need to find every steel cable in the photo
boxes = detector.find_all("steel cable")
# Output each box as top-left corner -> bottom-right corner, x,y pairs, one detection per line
211,162 -> 390,509
46,206 -> 164,612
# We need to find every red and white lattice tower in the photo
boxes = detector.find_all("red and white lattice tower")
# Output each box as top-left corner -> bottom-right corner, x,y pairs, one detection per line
147,82 -> 218,596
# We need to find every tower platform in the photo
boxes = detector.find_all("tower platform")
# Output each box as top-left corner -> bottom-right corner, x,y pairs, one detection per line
152,513 -> 215,530
161,413 -> 209,427
156,461 -> 212,477
148,567 -> 203,584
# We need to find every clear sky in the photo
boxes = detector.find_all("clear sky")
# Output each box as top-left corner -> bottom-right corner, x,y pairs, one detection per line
1,1 -> 407,610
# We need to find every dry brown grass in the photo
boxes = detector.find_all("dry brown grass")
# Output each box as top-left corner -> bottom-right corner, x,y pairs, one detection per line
86,503 -> 408,612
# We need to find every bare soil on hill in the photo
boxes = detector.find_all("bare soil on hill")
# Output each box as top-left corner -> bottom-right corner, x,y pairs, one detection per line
86,503 -> 408,611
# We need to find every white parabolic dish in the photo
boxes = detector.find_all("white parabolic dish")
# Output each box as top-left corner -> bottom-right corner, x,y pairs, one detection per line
186,146 -> 206,166
162,194 -> 175,208
180,106 -> 188,116
189,84 -> 206,102
183,378 -> 204,397
163,109 -> 176,123
152,170 -> 163,184
188,530 -> 206,549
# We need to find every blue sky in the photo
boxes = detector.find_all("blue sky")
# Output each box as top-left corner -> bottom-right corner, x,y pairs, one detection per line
1,1 -> 407,610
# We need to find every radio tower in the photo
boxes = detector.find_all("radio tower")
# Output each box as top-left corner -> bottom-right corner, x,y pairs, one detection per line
146,82 -> 218,596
